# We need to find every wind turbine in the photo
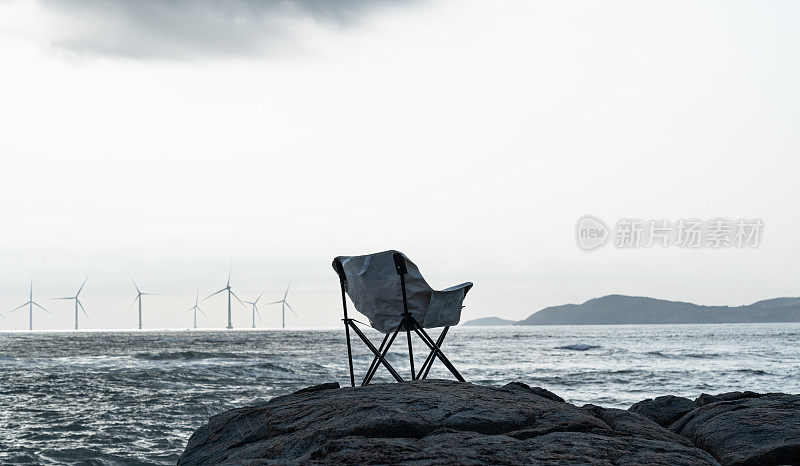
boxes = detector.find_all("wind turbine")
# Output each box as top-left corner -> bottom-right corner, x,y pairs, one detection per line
242,291 -> 265,329
53,276 -> 88,330
204,267 -> 245,329
186,290 -> 206,329
9,280 -> 50,330
266,283 -> 297,329
128,275 -> 159,330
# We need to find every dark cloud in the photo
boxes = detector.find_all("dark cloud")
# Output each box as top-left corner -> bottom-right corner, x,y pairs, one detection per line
38,0 -> 419,59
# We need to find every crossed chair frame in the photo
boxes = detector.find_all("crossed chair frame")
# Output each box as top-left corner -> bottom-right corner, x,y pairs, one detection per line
334,252 -> 466,387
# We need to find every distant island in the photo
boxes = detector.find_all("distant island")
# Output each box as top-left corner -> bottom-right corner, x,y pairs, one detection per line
461,316 -> 517,326
462,294 -> 800,326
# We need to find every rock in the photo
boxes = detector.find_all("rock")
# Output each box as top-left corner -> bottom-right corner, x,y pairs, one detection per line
694,391 -> 762,407
502,381 -> 565,403
583,404 -> 697,448
179,380 -> 719,465
629,395 -> 698,427
669,393 -> 800,466
291,382 -> 340,395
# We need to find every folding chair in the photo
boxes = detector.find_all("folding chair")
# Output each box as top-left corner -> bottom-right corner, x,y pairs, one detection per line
332,250 -> 473,386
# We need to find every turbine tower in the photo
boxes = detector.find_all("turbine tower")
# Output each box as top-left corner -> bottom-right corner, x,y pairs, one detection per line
53,276 -> 88,330
266,282 -> 297,329
205,266 -> 244,329
242,291 -> 265,329
9,280 -> 50,330
128,275 -> 159,330
186,290 -> 206,329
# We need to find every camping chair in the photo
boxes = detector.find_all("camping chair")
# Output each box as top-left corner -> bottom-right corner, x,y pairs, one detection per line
332,250 -> 473,387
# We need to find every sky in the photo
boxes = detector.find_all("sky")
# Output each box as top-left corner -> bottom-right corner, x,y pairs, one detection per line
1,0 -> 799,330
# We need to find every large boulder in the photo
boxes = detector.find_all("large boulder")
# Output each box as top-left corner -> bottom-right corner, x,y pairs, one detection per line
669,392 -> 800,466
629,395 -> 698,427
179,380 -> 718,465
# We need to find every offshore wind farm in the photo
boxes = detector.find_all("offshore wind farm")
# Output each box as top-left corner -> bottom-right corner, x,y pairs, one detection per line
2,271 -> 299,331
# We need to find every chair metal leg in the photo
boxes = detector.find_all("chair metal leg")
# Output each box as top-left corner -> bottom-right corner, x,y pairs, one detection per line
337,276 -> 355,388
416,326 -> 449,380
363,330 -> 401,385
362,332 -> 391,385
409,318 -> 465,382
422,327 -> 448,379
348,320 -> 404,383
405,317 -> 415,380
398,267 -> 416,381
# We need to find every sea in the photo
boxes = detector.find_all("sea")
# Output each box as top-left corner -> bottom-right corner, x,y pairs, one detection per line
1,323 -> 799,464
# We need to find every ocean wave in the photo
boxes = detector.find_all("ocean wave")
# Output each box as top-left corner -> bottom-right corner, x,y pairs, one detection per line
735,368 -> 769,376
134,351 -> 251,361
254,362 -> 293,373
555,344 -> 600,351
684,352 -> 723,359
644,350 -> 725,359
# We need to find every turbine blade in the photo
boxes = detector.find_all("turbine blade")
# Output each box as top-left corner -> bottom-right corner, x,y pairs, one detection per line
128,295 -> 139,313
78,299 -> 88,318
204,288 -> 226,300
53,297 -> 73,300
199,308 -> 208,317
32,302 -> 51,314
285,302 -> 298,317
227,264 -> 232,287
129,274 -> 140,294
255,290 -> 265,303
230,290 -> 246,307
76,276 -> 88,296
9,302 -> 29,313
265,300 -> 282,305
284,282 -> 291,300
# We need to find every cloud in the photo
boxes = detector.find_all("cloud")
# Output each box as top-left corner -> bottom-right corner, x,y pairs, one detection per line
35,0 -> 419,59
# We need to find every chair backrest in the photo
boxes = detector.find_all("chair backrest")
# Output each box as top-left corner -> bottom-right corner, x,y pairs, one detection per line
332,250 -> 436,333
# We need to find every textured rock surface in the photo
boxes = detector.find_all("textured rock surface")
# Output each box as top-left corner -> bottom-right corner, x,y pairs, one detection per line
629,395 -> 698,427
669,392 -> 800,466
179,380 -> 719,465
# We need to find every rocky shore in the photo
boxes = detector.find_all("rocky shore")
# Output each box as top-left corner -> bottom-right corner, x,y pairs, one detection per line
179,380 -> 800,465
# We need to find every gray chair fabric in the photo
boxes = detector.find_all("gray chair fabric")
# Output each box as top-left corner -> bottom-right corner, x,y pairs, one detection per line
332,250 -> 472,333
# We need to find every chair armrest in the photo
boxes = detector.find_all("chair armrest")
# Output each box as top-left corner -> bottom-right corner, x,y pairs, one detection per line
422,282 -> 473,328
441,282 -> 473,295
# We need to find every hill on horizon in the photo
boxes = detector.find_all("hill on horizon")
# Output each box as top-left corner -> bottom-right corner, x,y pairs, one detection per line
461,317 -> 517,326
463,294 -> 800,326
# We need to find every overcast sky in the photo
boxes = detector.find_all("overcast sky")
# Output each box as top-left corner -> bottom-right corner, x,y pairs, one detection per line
1,0 -> 799,330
